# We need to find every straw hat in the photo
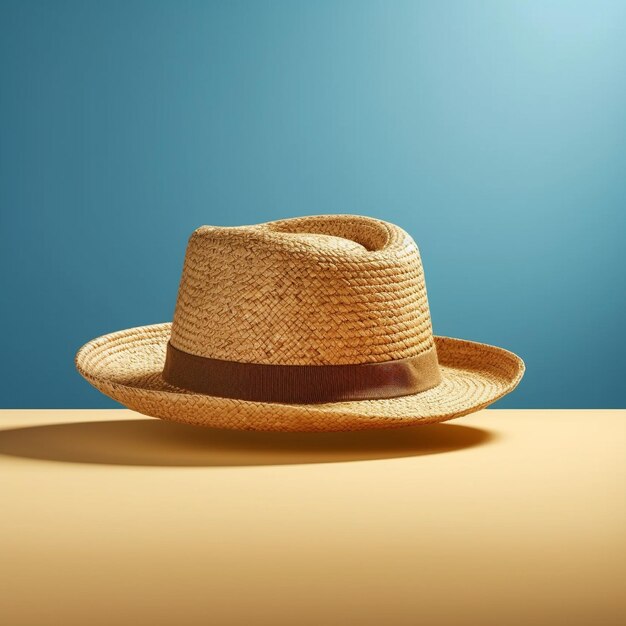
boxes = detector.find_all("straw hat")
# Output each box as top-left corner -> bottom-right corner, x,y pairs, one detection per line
76,215 -> 524,431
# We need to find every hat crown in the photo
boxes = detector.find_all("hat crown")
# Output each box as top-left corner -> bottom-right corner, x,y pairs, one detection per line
170,215 -> 436,365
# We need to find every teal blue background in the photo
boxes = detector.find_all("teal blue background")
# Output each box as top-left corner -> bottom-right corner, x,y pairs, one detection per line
1,0 -> 625,408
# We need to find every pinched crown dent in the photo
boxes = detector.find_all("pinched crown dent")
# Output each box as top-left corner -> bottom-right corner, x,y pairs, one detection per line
169,215 -> 436,365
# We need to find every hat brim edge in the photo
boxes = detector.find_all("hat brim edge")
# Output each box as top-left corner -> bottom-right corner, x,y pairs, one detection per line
76,323 -> 525,432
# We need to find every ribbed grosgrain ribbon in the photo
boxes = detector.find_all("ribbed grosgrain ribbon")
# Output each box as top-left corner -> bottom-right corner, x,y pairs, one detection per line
162,341 -> 442,404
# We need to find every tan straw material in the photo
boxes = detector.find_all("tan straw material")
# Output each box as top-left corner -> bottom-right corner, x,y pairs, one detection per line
76,215 -> 524,431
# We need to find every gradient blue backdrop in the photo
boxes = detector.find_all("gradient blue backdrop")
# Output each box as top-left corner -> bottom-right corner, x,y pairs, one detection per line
1,0 -> 625,408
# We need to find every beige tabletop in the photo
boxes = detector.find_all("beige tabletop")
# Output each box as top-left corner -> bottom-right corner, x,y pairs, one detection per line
0,409 -> 624,626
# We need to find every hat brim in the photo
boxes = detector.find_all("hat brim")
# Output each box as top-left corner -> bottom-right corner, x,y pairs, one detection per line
76,323 -> 524,432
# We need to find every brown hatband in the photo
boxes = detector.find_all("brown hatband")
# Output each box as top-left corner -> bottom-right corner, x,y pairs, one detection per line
162,341 -> 442,404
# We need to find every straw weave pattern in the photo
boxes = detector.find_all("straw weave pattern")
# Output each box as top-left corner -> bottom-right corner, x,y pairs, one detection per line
170,215 -> 434,365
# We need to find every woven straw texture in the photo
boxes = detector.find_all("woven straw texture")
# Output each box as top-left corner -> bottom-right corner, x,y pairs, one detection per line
170,215 -> 434,365
76,215 -> 525,431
